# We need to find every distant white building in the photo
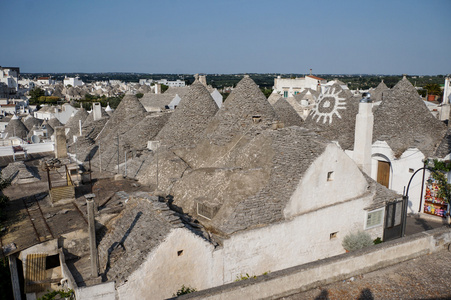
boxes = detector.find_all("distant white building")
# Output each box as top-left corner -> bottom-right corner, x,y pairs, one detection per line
273,74 -> 326,98
63,76 -> 83,87
156,79 -> 186,87
34,103 -> 78,124
36,77 -> 56,86
0,66 -> 19,94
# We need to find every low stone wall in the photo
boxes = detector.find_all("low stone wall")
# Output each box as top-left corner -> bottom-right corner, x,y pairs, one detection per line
175,227 -> 451,300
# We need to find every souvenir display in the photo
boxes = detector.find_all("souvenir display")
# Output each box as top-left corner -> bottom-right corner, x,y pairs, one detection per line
424,176 -> 449,218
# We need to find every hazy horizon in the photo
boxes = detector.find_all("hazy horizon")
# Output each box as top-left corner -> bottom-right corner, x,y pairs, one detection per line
3,0 -> 450,75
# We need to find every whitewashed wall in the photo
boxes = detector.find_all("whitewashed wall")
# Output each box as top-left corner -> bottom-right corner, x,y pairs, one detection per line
370,141 -> 427,214
117,228 -> 219,300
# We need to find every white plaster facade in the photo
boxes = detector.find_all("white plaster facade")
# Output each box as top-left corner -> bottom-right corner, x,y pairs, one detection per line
63,76 -> 83,87
273,75 -> 325,98
370,142 -> 427,214
0,66 -> 19,93
34,103 -> 78,124
117,144 -> 386,299
443,77 -> 451,105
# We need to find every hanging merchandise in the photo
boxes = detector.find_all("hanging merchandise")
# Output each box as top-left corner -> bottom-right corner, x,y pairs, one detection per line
424,175 -> 449,218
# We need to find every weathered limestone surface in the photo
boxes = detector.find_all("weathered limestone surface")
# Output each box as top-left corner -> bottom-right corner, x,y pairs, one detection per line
272,97 -> 304,127
304,83 -> 359,151
373,77 -> 447,157
156,81 -> 219,148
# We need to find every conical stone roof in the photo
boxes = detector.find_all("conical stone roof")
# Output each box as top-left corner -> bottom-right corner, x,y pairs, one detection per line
273,97 -> 304,127
41,120 -> 54,137
4,115 -> 28,140
156,81 -> 219,148
304,83 -> 359,150
23,114 -> 43,131
371,80 -> 390,102
373,77 -> 447,157
48,117 -> 63,128
65,108 -> 89,141
203,76 -> 277,146
96,93 -> 147,141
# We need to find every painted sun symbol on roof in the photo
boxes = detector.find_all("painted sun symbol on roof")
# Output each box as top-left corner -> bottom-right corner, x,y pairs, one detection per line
310,87 -> 347,124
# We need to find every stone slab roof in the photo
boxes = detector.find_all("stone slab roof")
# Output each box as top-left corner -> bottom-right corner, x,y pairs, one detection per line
304,83 -> 359,150
370,80 -> 390,102
65,108 -> 89,141
172,127 -> 330,235
156,81 -> 219,148
373,77 -> 447,157
273,97 -> 304,127
268,92 -> 281,105
1,161 -> 40,184
202,76 -> 277,146
140,87 -> 190,111
48,117 -> 63,129
4,117 -> 28,140
363,173 -> 401,211
140,93 -> 175,111
98,193 -> 186,286
435,127 -> 451,158
23,115 -> 43,131
96,94 -> 147,142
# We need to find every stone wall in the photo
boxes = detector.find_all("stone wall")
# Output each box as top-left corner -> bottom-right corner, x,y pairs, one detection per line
175,227 -> 451,300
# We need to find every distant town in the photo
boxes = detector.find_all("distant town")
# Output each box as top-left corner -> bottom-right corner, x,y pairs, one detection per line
1,64 -> 451,299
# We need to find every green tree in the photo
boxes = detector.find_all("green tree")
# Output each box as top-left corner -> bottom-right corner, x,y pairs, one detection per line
260,88 -> 273,99
161,84 -> 169,93
29,87 -> 45,103
136,93 -> 144,99
424,83 -> 442,96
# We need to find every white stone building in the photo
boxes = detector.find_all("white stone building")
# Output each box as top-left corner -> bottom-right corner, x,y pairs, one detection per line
273,74 -> 326,98
63,76 -> 84,87
0,66 -> 19,94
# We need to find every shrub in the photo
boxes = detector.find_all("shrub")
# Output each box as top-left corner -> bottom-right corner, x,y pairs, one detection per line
173,285 -> 196,296
342,231 -> 373,251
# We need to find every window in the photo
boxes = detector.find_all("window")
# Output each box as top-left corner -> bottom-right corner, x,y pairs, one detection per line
330,232 -> 338,239
177,250 -> 184,256
365,208 -> 384,229
327,171 -> 334,181
283,91 -> 288,98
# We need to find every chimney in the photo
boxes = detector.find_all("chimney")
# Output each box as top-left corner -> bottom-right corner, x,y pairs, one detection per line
155,83 -> 161,94
353,93 -> 373,175
310,69 -> 312,75
199,75 -> 207,86
54,127 -> 67,158
92,102 -> 102,121
86,194 -> 99,277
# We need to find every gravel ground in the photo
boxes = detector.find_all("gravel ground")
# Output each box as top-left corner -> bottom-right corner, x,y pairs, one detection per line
279,249 -> 451,300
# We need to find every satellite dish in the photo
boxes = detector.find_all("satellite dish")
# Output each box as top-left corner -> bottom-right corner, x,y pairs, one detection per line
31,135 -> 41,144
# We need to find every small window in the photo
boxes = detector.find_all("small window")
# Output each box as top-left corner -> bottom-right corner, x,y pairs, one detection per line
366,208 -> 384,229
330,232 -> 338,239
177,250 -> 184,256
327,171 -> 334,181
283,91 -> 288,98
409,168 -> 414,173
252,116 -> 261,123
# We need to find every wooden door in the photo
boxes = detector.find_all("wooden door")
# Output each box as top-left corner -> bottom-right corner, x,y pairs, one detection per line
377,161 -> 390,188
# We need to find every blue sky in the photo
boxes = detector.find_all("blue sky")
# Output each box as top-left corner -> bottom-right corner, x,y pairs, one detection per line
2,0 -> 450,74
